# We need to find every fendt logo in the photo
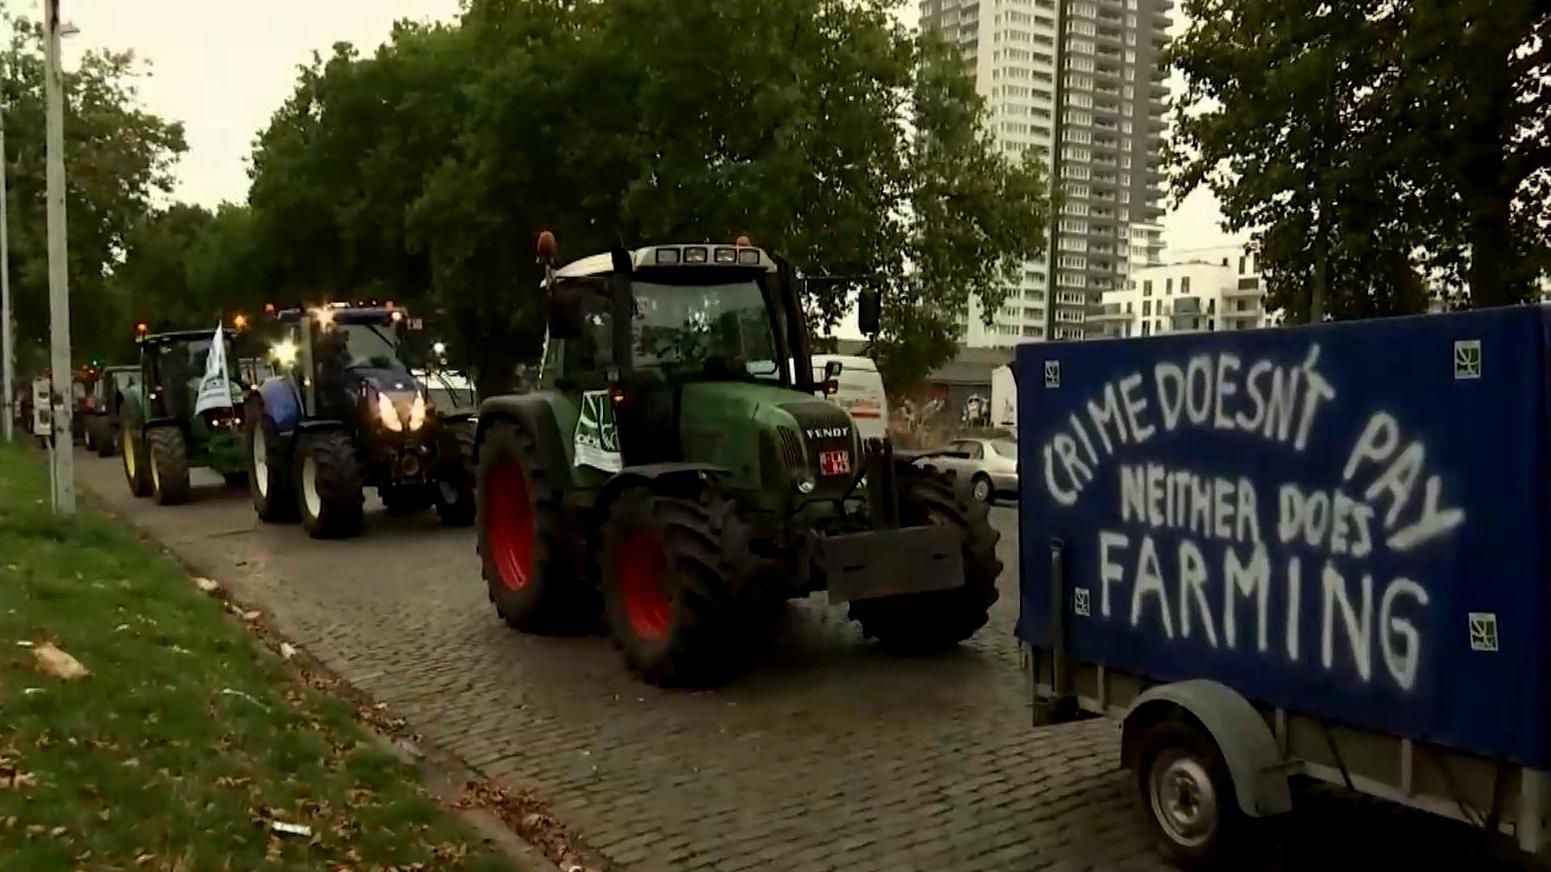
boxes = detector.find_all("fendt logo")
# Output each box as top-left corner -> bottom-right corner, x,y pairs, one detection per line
806,427 -> 849,440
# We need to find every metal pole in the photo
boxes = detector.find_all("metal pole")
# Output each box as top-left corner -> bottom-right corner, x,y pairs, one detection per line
0,102 -> 12,442
43,0 -> 74,514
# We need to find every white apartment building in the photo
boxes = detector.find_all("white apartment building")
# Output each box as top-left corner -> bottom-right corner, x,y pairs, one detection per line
1088,246 -> 1271,338
921,0 -> 1172,346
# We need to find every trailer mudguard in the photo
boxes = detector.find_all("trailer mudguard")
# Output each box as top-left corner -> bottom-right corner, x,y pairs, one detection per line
1121,679 -> 1292,817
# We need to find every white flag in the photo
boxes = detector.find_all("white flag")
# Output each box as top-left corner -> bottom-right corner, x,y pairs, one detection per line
194,323 -> 234,415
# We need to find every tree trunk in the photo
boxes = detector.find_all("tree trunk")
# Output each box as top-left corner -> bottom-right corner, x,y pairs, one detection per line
1465,183 -> 1519,308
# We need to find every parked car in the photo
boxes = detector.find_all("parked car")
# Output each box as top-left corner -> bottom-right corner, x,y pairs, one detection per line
915,436 -> 1018,504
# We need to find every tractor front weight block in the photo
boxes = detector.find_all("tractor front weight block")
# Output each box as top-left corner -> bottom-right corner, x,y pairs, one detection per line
818,524 -> 965,604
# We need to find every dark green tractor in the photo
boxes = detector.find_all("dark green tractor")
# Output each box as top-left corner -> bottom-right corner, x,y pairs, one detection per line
473,235 -> 1002,687
120,330 -> 249,505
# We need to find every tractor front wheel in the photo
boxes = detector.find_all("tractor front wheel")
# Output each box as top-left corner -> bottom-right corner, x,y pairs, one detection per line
435,419 -> 477,527
148,426 -> 191,506
247,403 -> 297,522
477,420 -> 593,633
847,468 -> 1002,652
121,421 -> 152,498
601,486 -> 752,687
294,430 -> 364,539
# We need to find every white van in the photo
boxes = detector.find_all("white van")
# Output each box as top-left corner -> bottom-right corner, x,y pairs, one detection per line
812,354 -> 889,442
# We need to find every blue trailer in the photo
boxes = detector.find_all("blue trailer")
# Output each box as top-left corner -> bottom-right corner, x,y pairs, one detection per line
1016,306 -> 1551,868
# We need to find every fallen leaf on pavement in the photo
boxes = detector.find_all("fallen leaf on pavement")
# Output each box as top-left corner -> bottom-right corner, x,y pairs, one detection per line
194,577 -> 220,594
279,643 -> 296,660
32,643 -> 88,680
241,610 -> 262,622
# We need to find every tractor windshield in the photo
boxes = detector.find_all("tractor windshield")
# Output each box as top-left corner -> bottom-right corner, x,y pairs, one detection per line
332,323 -> 408,372
630,280 -> 782,382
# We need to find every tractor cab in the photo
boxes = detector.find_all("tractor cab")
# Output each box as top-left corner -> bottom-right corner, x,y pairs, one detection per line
136,329 -> 245,431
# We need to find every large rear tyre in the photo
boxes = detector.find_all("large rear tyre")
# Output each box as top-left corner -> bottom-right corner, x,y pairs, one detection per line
601,486 -> 752,687
246,401 -> 297,522
477,420 -> 593,633
121,420 -> 152,498
435,419 -> 477,527
847,468 -> 1001,652
294,430 -> 364,539
83,418 -> 97,452
147,426 -> 191,506
121,418 -> 153,496
1135,719 -> 1248,871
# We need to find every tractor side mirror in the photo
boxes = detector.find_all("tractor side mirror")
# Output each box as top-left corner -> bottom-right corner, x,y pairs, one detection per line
822,361 -> 842,396
857,287 -> 881,336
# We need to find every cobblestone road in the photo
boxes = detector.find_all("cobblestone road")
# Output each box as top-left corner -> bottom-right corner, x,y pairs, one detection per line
75,452 -> 1536,871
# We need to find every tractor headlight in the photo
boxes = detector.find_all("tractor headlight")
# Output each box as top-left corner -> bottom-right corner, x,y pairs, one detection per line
376,392 -> 404,432
407,393 -> 426,431
270,340 -> 298,366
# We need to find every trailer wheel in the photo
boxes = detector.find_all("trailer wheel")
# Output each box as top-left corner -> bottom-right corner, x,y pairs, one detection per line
435,419 -> 477,527
294,430 -> 364,539
148,426 -> 191,506
1135,718 -> 1246,871
477,420 -> 594,632
847,468 -> 1001,651
247,402 -> 298,522
600,486 -> 751,687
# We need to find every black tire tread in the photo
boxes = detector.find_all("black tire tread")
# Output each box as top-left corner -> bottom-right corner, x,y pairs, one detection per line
601,487 -> 752,687
148,426 -> 191,506
478,420 -> 593,632
847,466 -> 1002,651
436,418 -> 477,527
94,417 -> 117,457
297,430 -> 364,539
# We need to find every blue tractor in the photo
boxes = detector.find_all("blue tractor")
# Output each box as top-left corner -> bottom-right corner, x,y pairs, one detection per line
244,305 -> 477,539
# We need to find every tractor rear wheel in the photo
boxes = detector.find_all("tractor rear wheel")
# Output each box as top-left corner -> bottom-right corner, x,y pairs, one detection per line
601,486 -> 752,687
477,420 -> 593,633
94,417 -> 117,457
294,430 -> 364,539
121,420 -> 152,498
148,426 -> 191,506
246,402 -> 297,522
435,419 -> 477,527
83,419 -> 97,452
847,468 -> 1002,652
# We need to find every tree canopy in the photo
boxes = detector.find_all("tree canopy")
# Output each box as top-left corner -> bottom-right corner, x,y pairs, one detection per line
1166,0 -> 1550,321
1,10 -> 187,370
179,0 -> 1053,394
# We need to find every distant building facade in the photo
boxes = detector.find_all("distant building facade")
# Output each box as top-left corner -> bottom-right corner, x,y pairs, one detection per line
1088,245 -> 1271,338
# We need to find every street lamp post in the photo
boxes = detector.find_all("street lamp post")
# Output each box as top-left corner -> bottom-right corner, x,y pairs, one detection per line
0,98 -> 12,443
43,0 -> 74,514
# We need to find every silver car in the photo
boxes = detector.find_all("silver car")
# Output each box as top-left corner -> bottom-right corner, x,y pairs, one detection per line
917,436 -> 1019,504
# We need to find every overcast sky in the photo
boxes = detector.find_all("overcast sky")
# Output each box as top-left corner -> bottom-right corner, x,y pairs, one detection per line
58,0 -> 1237,253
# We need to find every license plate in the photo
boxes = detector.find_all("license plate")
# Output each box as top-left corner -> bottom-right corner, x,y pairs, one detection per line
819,449 -> 851,476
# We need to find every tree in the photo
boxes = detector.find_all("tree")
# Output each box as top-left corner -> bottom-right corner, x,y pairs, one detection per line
1167,0 -> 1550,319
1,10 -> 187,367
411,0 -> 1050,394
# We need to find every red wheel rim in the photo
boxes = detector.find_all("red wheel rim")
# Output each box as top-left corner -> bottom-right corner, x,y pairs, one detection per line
485,461 -> 534,590
617,530 -> 670,641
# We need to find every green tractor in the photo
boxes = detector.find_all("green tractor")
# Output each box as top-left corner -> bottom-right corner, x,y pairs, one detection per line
120,330 -> 249,504
83,365 -> 141,458
473,235 -> 1002,686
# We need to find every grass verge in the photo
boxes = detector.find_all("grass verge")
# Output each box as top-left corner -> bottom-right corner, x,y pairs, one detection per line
0,443 -> 519,871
